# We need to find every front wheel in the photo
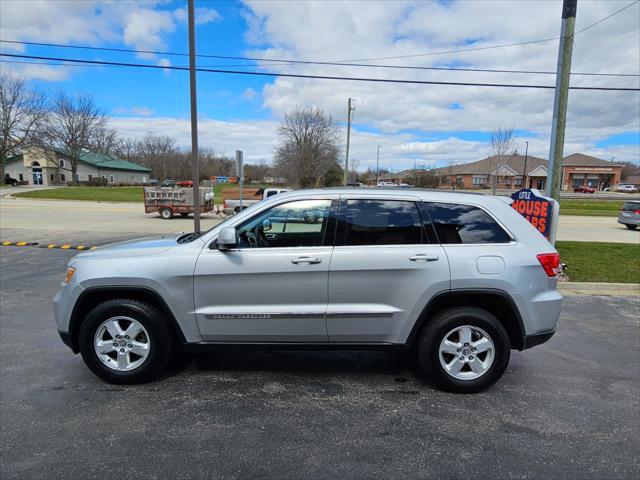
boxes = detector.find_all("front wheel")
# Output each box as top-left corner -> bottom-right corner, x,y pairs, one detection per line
417,307 -> 510,393
78,299 -> 174,384
625,224 -> 637,230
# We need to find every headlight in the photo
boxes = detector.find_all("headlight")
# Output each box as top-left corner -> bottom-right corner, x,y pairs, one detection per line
64,267 -> 76,284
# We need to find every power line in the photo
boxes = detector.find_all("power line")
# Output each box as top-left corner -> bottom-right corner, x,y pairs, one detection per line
1,53 -> 638,91
1,39 -> 638,78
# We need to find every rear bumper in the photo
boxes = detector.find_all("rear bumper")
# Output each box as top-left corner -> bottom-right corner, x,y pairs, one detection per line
617,217 -> 639,226
522,329 -> 556,349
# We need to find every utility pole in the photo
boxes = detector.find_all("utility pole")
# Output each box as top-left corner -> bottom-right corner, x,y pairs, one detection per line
343,97 -> 355,185
376,145 -> 381,185
547,0 -> 577,200
188,0 -> 201,232
523,141 -> 529,189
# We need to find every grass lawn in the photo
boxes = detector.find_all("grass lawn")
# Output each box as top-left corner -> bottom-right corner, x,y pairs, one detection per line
556,241 -> 640,283
14,186 -> 145,202
559,200 -> 624,217
13,184 -> 278,204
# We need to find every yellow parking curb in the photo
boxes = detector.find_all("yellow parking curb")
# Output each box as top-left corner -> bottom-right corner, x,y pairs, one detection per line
1,241 -> 38,247
1,242 -> 99,250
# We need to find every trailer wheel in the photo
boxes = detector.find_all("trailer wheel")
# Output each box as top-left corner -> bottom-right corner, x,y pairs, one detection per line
180,213 -> 189,217
160,208 -> 174,219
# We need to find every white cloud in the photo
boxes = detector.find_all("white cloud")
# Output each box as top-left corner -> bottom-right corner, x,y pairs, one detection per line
113,106 -> 155,117
0,1 -> 220,78
122,8 -> 175,53
1,62 -> 70,82
174,7 -> 221,25
240,0 -> 640,167
243,87 -> 257,100
109,116 -> 280,163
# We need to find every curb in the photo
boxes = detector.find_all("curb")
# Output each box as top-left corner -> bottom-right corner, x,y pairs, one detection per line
558,282 -> 640,296
1,242 -> 98,250
1,241 -> 39,247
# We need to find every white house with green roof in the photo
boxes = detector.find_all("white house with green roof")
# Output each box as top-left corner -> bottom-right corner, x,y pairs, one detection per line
5,146 -> 151,186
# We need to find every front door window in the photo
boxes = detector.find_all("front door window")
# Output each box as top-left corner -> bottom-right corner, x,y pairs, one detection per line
235,199 -> 332,248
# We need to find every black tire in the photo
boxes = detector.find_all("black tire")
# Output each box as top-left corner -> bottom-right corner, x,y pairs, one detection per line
180,212 -> 190,217
625,224 -> 637,230
417,307 -> 510,393
160,208 -> 173,219
78,299 -> 174,384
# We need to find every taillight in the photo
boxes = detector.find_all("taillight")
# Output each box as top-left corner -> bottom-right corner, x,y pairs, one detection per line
223,200 -> 227,208
635,210 -> 640,214
537,253 -> 560,277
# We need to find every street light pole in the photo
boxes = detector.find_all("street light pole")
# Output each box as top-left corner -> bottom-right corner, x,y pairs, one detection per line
188,0 -> 201,232
523,141 -> 529,189
376,145 -> 380,185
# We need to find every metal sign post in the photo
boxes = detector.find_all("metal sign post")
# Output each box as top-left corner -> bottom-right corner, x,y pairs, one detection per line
235,150 -> 244,212
187,0 -> 200,232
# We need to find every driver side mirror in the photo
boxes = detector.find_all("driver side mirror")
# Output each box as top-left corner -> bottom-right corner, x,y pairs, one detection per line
217,227 -> 237,251
262,218 -> 272,232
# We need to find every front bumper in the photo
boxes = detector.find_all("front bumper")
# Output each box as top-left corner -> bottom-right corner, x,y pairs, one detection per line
522,329 -> 556,349
53,281 -> 84,352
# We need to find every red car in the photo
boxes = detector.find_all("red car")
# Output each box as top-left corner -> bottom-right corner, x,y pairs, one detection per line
176,180 -> 194,187
573,185 -> 596,193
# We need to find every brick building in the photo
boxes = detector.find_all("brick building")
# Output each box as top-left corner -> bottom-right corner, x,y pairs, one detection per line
433,153 -> 622,191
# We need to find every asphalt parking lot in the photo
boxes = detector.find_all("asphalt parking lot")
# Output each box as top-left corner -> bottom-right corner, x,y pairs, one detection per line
1,243 -> 639,479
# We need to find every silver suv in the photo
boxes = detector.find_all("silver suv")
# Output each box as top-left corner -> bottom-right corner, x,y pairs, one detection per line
54,189 -> 562,393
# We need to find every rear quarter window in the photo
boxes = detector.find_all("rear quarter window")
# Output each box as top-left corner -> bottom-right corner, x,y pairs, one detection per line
425,202 -> 511,244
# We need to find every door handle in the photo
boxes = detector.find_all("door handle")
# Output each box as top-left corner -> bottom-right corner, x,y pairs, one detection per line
409,254 -> 439,262
291,256 -> 322,265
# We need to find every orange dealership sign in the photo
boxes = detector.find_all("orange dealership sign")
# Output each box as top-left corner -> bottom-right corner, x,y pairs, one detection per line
511,189 -> 553,238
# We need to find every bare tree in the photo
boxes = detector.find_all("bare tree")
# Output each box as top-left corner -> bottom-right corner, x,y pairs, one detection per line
489,125 -> 514,194
274,106 -> 341,188
135,135 -> 178,180
90,126 -> 120,156
43,92 -> 107,184
0,73 -> 47,181
409,168 -> 439,188
348,157 -> 360,183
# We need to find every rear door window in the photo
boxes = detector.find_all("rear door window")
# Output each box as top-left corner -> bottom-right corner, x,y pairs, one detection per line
340,199 -> 424,245
425,202 -> 511,244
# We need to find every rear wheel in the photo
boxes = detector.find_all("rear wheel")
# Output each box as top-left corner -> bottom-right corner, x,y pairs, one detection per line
78,299 -> 174,384
160,207 -> 173,219
417,307 -> 510,393
625,224 -> 637,230
180,212 -> 190,217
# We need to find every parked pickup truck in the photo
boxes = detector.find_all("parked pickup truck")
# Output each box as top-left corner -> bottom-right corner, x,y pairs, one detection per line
223,187 -> 290,214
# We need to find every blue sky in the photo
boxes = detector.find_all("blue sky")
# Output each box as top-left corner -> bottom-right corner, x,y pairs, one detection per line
2,0 -> 639,168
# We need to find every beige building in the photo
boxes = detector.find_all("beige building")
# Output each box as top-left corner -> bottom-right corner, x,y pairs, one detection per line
5,146 -> 151,186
